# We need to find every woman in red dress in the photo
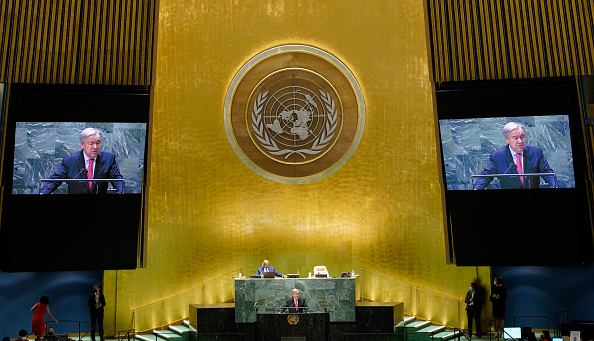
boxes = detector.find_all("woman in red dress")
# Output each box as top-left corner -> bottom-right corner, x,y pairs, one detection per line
31,295 -> 58,336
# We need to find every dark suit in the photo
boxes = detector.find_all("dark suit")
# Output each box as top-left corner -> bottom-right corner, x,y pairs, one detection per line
278,297 -> 308,313
256,266 -> 284,277
88,292 -> 106,341
465,289 -> 483,337
40,150 -> 124,194
473,145 -> 555,190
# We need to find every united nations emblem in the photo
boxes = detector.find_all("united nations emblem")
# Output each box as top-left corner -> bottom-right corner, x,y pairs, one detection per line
224,45 -> 365,184
287,314 -> 299,325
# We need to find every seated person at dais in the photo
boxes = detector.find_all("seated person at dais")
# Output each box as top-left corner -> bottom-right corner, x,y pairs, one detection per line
256,259 -> 287,278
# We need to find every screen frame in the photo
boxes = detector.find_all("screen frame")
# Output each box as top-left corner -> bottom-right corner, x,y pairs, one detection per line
435,77 -> 593,266
0,84 -> 151,271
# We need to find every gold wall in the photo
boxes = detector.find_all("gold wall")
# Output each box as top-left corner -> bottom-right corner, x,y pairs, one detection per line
104,0 -> 490,334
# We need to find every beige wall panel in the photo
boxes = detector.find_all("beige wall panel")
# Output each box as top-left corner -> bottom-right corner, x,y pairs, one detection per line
105,0 -> 491,334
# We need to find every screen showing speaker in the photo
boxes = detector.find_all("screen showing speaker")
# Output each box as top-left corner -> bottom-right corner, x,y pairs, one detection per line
0,85 -> 150,271
438,115 -> 575,190
12,121 -> 146,195
436,78 -> 593,266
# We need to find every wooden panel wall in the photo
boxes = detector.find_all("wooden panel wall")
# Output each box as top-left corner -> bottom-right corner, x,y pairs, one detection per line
0,0 -> 156,85
427,0 -> 594,82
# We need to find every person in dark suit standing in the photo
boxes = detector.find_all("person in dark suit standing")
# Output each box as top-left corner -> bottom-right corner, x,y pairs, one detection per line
490,277 -> 508,338
87,284 -> 106,341
278,289 -> 308,313
256,259 -> 288,278
39,128 -> 124,194
473,122 -> 556,190
465,282 -> 483,338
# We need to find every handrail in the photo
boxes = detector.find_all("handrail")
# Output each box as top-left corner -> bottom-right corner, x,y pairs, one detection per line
509,314 -> 555,329
360,267 -> 463,302
448,327 -> 469,341
359,267 -> 463,329
117,329 -> 135,341
40,319 -> 97,341
554,310 -> 571,337
131,268 -> 241,312
131,268 -> 241,331
487,316 -> 556,341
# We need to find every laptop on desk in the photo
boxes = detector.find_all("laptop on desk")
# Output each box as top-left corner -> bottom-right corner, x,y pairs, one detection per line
263,271 -> 276,278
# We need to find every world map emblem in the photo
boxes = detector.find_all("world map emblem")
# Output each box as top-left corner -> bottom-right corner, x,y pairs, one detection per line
287,314 -> 299,325
225,45 -> 365,184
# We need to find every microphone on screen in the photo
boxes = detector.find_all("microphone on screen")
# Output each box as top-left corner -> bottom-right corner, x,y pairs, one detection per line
503,163 -> 516,174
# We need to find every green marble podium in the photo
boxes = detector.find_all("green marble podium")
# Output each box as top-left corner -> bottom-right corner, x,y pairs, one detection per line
234,278 -> 356,323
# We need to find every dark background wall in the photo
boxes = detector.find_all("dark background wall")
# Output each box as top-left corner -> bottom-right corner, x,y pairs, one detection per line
2,266 -> 594,336
0,271 -> 102,338
492,266 -> 594,330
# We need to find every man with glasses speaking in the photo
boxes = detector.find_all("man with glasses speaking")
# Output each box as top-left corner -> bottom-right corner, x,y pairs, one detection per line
473,122 -> 555,190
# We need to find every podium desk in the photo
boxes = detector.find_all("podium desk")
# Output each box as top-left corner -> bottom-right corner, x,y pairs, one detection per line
189,303 -> 256,340
235,278 -> 355,323
257,312 -> 329,341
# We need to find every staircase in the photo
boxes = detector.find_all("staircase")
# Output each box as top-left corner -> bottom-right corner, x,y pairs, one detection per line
133,315 -> 462,341
395,315 -> 462,341
135,320 -> 196,341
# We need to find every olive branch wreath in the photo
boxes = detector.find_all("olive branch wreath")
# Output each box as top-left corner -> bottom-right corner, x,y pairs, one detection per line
251,90 -> 337,159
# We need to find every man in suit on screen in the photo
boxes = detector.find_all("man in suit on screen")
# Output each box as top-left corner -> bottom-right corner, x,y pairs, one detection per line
39,128 -> 124,194
473,122 -> 556,190
278,289 -> 308,313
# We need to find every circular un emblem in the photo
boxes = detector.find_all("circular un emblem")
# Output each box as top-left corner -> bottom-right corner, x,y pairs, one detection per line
287,314 -> 299,325
224,45 -> 365,184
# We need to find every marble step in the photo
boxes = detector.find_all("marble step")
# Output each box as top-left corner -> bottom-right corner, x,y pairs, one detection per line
134,323 -> 193,341
431,330 -> 462,341
408,325 -> 447,341
401,315 -> 417,325
395,315 -> 417,332
182,320 -> 195,330
135,335 -> 158,341
405,320 -> 432,331
418,325 -> 446,334
167,324 -> 194,335
152,330 -> 183,341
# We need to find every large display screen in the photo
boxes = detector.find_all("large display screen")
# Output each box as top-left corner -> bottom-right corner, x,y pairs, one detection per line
439,115 -> 575,190
13,122 -> 146,194
436,78 -> 593,266
0,85 -> 150,271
